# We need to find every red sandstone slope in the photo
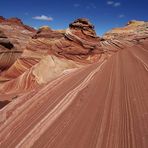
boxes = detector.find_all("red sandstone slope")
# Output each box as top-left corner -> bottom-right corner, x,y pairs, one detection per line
0,18 -> 148,148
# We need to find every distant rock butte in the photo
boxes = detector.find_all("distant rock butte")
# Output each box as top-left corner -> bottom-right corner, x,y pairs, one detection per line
0,16 -> 35,32
103,20 -> 148,40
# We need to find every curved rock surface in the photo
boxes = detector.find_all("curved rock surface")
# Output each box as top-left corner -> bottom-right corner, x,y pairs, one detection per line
0,30 -> 22,71
0,17 -> 148,148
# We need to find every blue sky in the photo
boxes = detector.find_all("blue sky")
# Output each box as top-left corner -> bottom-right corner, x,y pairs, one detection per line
0,0 -> 148,36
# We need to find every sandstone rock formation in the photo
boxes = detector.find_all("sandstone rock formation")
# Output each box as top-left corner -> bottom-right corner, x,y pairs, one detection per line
0,30 -> 14,49
0,18 -> 103,95
30,18 -> 103,62
0,17 -> 148,148
103,20 -> 148,41
0,16 -> 36,50
0,16 -> 36,79
0,30 -> 22,71
0,18 -> 147,99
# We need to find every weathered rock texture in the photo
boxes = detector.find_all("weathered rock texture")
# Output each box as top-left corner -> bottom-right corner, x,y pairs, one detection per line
0,16 -> 36,76
0,30 -> 22,71
30,18 -> 103,62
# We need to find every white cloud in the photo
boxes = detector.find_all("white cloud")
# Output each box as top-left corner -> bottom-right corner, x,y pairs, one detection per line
32,15 -> 53,21
74,4 -> 80,7
114,2 -> 121,7
107,1 -> 114,5
33,27 -> 38,30
107,1 -> 121,7
119,14 -> 125,18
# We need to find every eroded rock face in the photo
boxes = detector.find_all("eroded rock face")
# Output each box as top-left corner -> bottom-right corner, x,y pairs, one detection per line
0,30 -> 22,71
103,20 -> 148,41
0,16 -> 36,50
32,26 -> 64,39
29,18 -> 103,63
0,30 -> 14,49
69,18 -> 96,37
